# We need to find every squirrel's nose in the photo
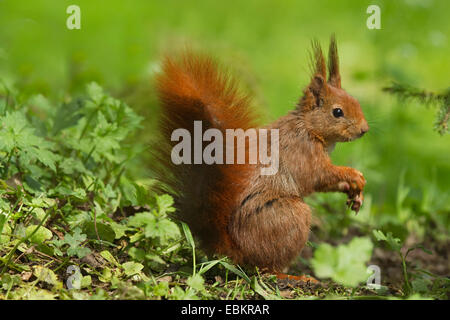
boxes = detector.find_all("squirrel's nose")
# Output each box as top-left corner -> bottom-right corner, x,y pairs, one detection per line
360,121 -> 369,136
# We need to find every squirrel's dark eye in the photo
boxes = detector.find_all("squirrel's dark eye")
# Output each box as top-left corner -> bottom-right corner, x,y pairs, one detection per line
332,108 -> 344,118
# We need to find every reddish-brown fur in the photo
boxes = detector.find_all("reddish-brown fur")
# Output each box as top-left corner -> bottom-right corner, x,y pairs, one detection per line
152,36 -> 369,272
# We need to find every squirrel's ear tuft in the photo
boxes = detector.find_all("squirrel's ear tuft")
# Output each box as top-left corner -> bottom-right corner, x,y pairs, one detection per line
309,40 -> 326,80
327,34 -> 341,88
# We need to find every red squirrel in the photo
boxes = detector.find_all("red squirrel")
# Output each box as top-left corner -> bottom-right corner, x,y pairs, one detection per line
152,35 -> 369,275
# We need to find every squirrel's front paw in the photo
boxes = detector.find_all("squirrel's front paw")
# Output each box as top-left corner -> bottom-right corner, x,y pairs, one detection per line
347,169 -> 366,192
346,192 -> 363,213
343,168 -> 366,213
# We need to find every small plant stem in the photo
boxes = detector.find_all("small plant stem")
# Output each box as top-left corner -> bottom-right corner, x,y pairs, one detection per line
82,144 -> 96,165
2,150 -> 14,178
112,165 -> 126,189
78,111 -> 97,141
399,252 -> 413,295
191,243 -> 196,276
0,207 -> 50,276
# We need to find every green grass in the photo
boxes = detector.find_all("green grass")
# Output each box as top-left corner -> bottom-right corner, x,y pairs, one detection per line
0,0 -> 449,300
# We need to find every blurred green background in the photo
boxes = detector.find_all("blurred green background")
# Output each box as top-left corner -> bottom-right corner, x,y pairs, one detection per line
0,0 -> 448,239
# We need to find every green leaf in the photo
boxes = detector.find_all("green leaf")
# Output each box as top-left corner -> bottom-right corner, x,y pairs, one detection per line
100,250 -> 120,267
68,246 -> 91,259
128,247 -> 146,262
182,222 -> 195,250
129,231 -> 144,243
152,281 -> 169,298
310,243 -> 337,279
311,237 -> 374,287
53,227 -> 91,258
82,221 -> 115,243
0,111 -> 28,143
219,261 -> 251,283
145,253 -> 166,265
122,261 -> 144,277
373,229 -> 402,252
81,275 -> 92,288
186,274 -> 205,292
251,276 -> 280,300
36,243 -> 55,256
411,278 -> 432,293
59,157 -> 88,175
198,259 -> 222,276
170,286 -> 199,300
127,212 -> 154,228
52,99 -> 83,134
23,175 -> 44,193
156,194 -> 175,216
128,211 -> 180,243
33,266 -> 62,288
0,274 -> 21,290
98,266 -> 113,283
28,94 -> 54,114
144,219 -> 180,243
11,287 -> 56,300
33,207 -> 46,222
52,185 -> 87,200
110,221 -> 129,239
26,225 -> 53,244
0,216 -> 11,244
30,147 -> 60,171
86,82 -> 105,104
0,130 -> 15,153
30,197 -> 57,208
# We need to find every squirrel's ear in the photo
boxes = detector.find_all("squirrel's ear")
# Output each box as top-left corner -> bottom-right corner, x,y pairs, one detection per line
301,40 -> 328,111
327,34 -> 341,88
307,74 -> 327,108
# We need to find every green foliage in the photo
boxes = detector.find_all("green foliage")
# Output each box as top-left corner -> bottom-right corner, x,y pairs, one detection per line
373,229 -> 402,252
25,225 -> 52,244
0,82 -> 182,299
186,274 -> 205,292
311,237 -> 373,287
128,208 -> 179,244
51,228 -> 91,258
383,82 -> 450,135
33,266 -> 62,289
122,261 -> 144,277
373,229 -> 447,299
0,0 -> 448,300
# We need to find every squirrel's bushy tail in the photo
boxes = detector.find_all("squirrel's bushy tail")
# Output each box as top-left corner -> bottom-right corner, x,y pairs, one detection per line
151,51 -> 258,256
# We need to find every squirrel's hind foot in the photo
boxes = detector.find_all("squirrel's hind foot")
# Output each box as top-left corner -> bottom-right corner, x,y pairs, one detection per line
275,273 -> 319,284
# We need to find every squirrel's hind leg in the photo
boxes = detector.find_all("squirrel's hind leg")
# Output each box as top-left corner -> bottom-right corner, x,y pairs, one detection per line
229,195 -> 311,273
